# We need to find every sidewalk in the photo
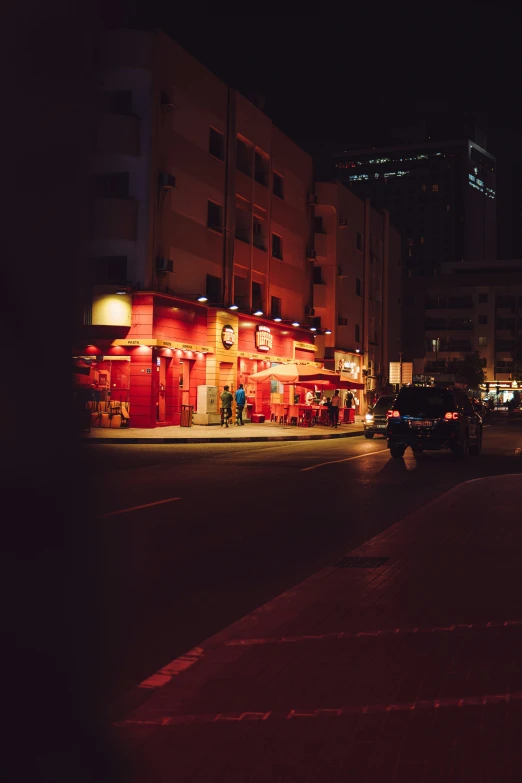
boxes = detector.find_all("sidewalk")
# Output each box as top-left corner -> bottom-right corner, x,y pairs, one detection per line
83,418 -> 366,443
113,473 -> 522,782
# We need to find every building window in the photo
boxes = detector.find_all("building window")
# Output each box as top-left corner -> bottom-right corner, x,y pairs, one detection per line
209,127 -> 224,161
207,200 -> 223,232
314,216 -> 325,233
273,172 -> 284,199
95,172 -> 129,198
421,184 -> 427,193
254,151 -> 268,186
206,274 -> 221,304
91,256 -> 127,284
355,324 -> 360,342
101,90 -> 132,115
356,277 -> 361,296
338,316 -> 348,327
313,266 -> 323,285
235,206 -> 251,243
356,232 -> 363,250
272,233 -> 283,260
252,281 -> 263,312
478,314 -> 488,325
420,237 -> 425,245
478,336 -> 488,346
253,217 -> 266,250
432,184 -> 439,192
271,295 -> 282,318
237,137 -> 252,176
478,293 -> 488,303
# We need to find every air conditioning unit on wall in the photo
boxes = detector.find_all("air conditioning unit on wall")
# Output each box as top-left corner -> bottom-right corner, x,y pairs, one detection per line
158,172 -> 176,189
340,217 -> 348,227
306,249 -> 317,259
156,257 -> 173,272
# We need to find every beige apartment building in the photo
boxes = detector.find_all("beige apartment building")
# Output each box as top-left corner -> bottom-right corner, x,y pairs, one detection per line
76,28 -> 403,426
313,182 -> 402,408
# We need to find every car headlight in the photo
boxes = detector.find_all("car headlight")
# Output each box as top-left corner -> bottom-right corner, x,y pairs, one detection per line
365,414 -> 374,422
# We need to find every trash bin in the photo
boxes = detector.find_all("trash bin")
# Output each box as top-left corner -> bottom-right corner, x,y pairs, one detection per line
180,404 -> 193,427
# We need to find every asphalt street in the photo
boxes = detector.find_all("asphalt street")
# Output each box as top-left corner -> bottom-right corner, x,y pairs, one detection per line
83,418 -> 522,709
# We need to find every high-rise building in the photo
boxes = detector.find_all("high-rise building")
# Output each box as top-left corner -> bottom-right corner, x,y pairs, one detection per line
333,139 -> 497,277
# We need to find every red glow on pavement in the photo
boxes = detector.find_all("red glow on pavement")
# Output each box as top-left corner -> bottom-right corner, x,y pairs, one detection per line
113,689 -> 522,728
224,619 -> 522,647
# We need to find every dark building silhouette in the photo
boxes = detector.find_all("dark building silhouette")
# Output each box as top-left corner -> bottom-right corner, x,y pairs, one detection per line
333,136 -> 496,279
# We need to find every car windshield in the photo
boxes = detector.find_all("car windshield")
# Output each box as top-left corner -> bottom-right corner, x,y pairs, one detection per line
395,388 -> 453,417
373,397 -> 394,414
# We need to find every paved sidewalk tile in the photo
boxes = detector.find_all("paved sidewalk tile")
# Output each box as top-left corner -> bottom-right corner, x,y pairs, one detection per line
112,473 -> 522,781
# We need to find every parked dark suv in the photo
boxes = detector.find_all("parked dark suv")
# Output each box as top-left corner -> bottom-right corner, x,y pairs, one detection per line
364,395 -> 396,438
386,386 -> 483,458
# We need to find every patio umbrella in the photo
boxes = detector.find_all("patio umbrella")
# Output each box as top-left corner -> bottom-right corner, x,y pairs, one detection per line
248,363 -> 342,384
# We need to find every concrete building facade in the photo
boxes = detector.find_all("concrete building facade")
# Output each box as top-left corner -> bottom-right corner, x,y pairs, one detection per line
406,260 -> 522,383
313,183 -> 402,406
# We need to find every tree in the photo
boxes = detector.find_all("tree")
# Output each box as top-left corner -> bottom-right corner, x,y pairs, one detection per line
446,351 -> 486,389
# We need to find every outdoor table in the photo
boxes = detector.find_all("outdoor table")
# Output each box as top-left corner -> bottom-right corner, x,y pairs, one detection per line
298,405 -> 313,426
317,406 -> 330,426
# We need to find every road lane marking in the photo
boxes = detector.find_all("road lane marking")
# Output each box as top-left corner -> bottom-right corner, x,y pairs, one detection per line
301,448 -> 388,471
98,496 -> 181,518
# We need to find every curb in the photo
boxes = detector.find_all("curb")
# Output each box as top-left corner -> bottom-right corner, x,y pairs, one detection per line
82,430 -> 365,445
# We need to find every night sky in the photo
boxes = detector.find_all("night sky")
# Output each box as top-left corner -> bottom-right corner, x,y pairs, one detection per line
129,10 -> 521,256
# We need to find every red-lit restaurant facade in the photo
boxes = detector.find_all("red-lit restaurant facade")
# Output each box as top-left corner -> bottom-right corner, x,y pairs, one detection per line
74,292 -> 320,428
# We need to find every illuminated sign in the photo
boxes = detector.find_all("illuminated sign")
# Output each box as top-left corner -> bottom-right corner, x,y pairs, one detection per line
294,341 -> 318,352
221,324 -> 236,349
255,325 -> 273,352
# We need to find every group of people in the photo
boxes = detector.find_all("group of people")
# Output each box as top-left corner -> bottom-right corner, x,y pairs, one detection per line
305,389 -> 355,428
220,384 -> 246,428
220,384 -> 358,429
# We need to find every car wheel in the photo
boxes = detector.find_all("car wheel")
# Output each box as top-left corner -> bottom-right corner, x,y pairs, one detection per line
451,434 -> 469,458
364,432 -> 374,439
469,431 -> 482,456
390,444 -> 405,458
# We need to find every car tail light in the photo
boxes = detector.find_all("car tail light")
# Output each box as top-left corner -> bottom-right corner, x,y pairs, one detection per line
387,410 -> 400,418
444,411 -> 459,420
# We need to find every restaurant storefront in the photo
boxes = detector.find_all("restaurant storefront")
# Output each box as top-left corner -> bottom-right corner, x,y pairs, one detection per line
74,293 -> 322,428
236,316 -> 320,421
323,350 -> 366,415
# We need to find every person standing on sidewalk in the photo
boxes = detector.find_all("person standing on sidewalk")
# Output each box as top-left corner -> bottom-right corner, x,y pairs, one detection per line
331,389 -> 341,428
235,384 -> 246,426
220,385 -> 233,428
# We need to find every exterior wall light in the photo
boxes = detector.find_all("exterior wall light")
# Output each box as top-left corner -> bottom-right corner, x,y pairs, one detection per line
197,295 -> 208,302
324,329 -> 332,334
253,310 -> 264,316
292,321 -> 300,327
229,304 -> 238,310
273,317 -> 282,322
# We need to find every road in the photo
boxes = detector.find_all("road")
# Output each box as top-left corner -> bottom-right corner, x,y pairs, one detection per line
84,418 -> 522,708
